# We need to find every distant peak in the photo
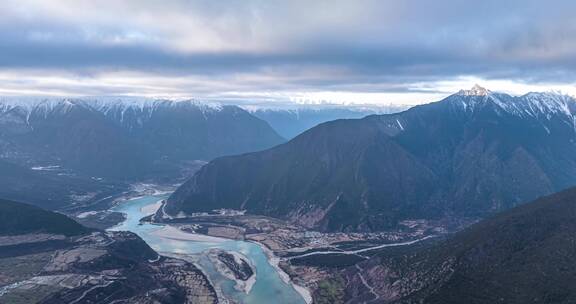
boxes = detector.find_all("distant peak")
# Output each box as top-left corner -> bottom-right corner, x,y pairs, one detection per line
458,84 -> 490,96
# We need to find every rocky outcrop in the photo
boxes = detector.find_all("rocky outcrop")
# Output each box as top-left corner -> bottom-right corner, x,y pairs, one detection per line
208,249 -> 255,294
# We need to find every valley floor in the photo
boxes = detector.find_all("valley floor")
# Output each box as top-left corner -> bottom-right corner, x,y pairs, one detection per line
150,207 -> 477,303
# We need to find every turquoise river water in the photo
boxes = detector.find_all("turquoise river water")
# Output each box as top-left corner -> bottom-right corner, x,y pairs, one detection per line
108,194 -> 307,304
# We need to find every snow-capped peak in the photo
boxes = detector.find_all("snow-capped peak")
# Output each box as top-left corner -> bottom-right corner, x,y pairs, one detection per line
447,88 -> 576,119
0,96 -> 229,127
458,84 -> 490,96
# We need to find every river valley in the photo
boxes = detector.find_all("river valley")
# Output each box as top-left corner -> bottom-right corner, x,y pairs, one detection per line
108,194 -> 309,304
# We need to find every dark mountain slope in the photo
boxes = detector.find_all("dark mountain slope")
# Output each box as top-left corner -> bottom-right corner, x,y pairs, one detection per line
97,100 -> 284,164
0,159 -> 127,210
0,199 -> 87,236
166,87 -> 576,231
340,186 -> 576,304
10,101 -> 147,179
167,118 -> 438,231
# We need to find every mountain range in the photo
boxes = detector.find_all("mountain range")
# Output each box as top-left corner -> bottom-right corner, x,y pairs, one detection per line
166,86 -> 576,232
0,97 -> 283,209
0,97 -> 283,179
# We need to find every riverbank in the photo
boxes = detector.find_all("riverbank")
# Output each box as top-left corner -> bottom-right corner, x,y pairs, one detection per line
151,225 -> 227,243
113,183 -> 176,208
252,240 -> 313,304
74,183 -> 176,230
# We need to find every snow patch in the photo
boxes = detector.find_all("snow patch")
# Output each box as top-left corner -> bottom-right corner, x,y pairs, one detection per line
396,119 -> 404,130
31,165 -> 60,171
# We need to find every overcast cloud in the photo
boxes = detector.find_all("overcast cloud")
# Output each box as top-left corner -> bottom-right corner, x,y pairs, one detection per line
1,0 -> 575,105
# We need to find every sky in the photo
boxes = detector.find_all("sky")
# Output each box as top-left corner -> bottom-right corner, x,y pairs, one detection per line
1,0 -> 576,107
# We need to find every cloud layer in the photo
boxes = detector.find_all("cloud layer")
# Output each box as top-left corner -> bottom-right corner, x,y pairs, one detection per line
1,0 -> 575,105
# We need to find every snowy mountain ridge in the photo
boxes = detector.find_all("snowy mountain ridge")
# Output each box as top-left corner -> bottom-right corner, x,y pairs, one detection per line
449,85 -> 576,119
0,96 -> 225,116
